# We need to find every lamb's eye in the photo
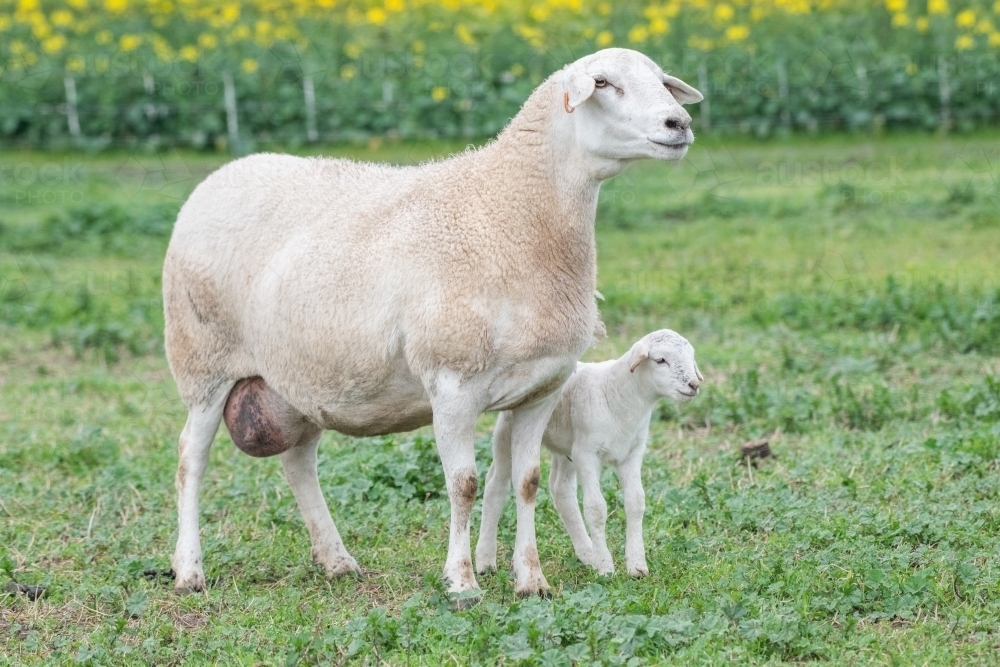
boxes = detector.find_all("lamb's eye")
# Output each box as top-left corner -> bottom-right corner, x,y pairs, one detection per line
655,358 -> 668,365
594,76 -> 607,88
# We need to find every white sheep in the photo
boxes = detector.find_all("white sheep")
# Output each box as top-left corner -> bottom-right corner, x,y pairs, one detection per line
477,330 -> 702,578
162,48 -> 702,600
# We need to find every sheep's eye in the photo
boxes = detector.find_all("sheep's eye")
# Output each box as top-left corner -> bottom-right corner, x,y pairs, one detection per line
594,76 -> 607,88
655,358 -> 668,365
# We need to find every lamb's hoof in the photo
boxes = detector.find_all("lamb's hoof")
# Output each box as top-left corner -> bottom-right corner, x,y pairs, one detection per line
627,565 -> 649,578
316,552 -> 362,579
476,562 -> 497,576
173,571 -> 206,593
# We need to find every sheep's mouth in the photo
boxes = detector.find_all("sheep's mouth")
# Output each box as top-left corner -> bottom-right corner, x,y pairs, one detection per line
677,389 -> 698,397
648,138 -> 690,149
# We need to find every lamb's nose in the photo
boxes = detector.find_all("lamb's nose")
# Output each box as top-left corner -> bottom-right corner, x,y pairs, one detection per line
688,380 -> 700,392
665,116 -> 690,131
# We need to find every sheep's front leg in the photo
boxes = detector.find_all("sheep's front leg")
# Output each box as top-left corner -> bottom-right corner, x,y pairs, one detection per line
281,435 -> 360,577
508,394 -> 559,597
172,396 -> 226,592
549,454 -> 595,565
430,391 -> 481,602
577,452 -> 614,575
616,445 -> 648,577
475,412 -> 513,574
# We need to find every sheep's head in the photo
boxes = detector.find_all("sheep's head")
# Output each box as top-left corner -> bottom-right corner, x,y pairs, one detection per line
626,329 -> 702,402
561,48 -> 702,163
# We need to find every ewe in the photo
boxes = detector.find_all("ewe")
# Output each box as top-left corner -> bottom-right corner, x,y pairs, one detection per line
477,330 -> 702,578
162,48 -> 701,600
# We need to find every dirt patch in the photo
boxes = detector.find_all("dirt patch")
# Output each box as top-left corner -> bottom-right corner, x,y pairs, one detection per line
520,467 -> 540,504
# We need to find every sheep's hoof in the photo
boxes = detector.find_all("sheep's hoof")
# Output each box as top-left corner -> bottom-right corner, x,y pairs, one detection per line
449,589 -> 484,610
515,583 -> 553,599
475,562 -> 497,576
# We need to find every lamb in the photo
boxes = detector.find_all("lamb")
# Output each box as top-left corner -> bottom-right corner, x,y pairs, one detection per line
476,330 -> 702,578
162,48 -> 702,600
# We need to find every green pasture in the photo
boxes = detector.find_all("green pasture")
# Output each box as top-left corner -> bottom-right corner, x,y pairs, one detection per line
2,133 -> 1000,664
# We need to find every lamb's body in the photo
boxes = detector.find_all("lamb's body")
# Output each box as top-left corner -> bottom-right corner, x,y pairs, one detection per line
477,330 -> 702,578
163,48 -> 702,600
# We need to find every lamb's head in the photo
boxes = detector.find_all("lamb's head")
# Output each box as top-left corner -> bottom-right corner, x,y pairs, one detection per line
626,329 -> 703,402
560,48 -> 703,163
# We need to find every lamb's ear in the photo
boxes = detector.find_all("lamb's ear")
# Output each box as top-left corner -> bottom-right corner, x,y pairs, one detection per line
695,362 -> 704,382
562,66 -> 596,112
662,73 -> 703,105
628,340 -> 650,373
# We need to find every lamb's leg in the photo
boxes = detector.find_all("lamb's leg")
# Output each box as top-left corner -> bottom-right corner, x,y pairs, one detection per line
549,454 -> 595,565
508,393 -> 560,597
577,452 -> 614,575
475,412 -> 513,574
280,435 -> 360,577
430,390 -> 481,602
172,396 -> 226,592
616,445 -> 648,577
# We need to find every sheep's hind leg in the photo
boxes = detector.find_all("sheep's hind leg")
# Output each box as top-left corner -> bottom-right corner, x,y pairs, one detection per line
475,412 -> 513,575
508,393 -> 560,598
281,436 -> 360,577
172,395 -> 227,592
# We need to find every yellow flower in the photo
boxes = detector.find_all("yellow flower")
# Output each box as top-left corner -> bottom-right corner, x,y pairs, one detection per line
927,0 -> 947,15
431,86 -> 449,102
31,22 -> 51,39
17,0 -> 38,11
241,58 -> 258,73
976,19 -> 994,33
956,9 -> 975,27
51,9 -> 73,26
411,40 -> 424,53
220,4 -> 239,24
714,4 -> 734,22
340,64 -> 356,80
198,33 -> 217,49
179,45 -> 198,61
995,1 -> 1000,13
95,29 -> 112,44
67,0 -> 87,8
510,63 -> 525,76
529,5 -> 550,22
456,23 -> 475,45
650,17 -> 669,34
597,2 -> 611,15
344,43 -> 362,58
66,55 -> 85,71
688,35 -> 715,50
955,34 -> 974,49
905,61 -> 918,74
892,12 -> 910,26
386,0 -> 404,11
120,34 -> 141,51
885,0 -> 906,11
366,7 -> 386,25
628,25 -> 648,43
916,16 -> 930,31
726,24 -> 750,40
990,32 -> 1000,46
104,0 -> 127,13
41,34 -> 66,53
0,15 -> 11,31
596,30 -> 613,46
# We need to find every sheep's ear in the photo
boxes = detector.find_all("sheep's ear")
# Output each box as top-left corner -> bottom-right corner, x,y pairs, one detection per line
563,67 -> 596,112
628,341 -> 650,373
662,73 -> 703,105
695,362 -> 704,382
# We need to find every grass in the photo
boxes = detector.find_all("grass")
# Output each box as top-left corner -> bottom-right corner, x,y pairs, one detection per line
2,132 -> 1000,665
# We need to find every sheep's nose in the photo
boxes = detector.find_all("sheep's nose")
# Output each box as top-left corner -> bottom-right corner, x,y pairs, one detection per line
665,117 -> 689,131
688,380 -> 700,392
